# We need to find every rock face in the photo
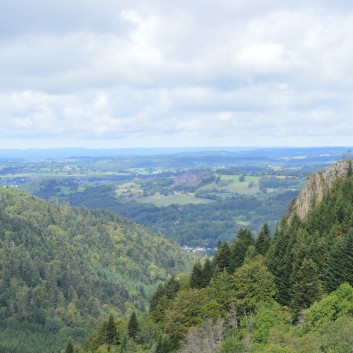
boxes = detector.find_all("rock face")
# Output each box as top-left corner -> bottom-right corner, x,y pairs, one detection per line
290,160 -> 351,220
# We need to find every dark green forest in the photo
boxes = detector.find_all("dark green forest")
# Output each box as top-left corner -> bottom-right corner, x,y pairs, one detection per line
56,184 -> 297,248
67,162 -> 353,352
0,188 -> 194,353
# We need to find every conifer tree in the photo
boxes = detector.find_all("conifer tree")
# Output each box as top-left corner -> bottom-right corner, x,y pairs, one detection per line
165,275 -> 180,299
150,283 -> 165,312
201,258 -> 214,287
190,260 -> 203,289
255,223 -> 271,255
214,242 -> 231,272
229,229 -> 255,272
128,311 -> 139,340
267,216 -> 301,306
105,314 -> 119,345
327,232 -> 353,292
291,258 -> 323,313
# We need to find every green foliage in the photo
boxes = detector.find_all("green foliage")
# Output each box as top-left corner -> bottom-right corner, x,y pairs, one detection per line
105,315 -> 119,345
232,256 -> 276,312
327,232 -> 353,292
66,184 -> 295,248
64,341 -> 75,353
190,261 -> 203,289
249,344 -> 295,353
127,311 -> 139,340
268,173 -> 353,309
208,270 -> 236,311
290,258 -> 324,313
155,335 -> 179,353
301,283 -> 353,334
201,258 -> 214,288
255,223 -> 271,255
214,241 -> 231,272
313,316 -> 353,353
0,188 -> 193,352
251,302 -> 292,345
230,229 -> 255,272
84,315 -> 120,351
164,288 -> 223,337
150,276 -> 181,322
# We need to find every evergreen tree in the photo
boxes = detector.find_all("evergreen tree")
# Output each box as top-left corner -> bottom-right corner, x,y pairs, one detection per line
229,229 -> 255,272
327,232 -> 353,292
190,261 -> 203,289
267,215 -> 301,306
255,223 -> 271,255
214,242 -> 231,272
201,258 -> 214,287
291,258 -> 323,313
165,275 -> 180,299
105,314 -> 119,345
155,335 -> 179,353
128,311 -> 139,340
150,284 -> 165,312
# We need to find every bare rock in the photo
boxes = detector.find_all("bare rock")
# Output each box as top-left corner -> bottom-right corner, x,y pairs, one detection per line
290,160 -> 351,220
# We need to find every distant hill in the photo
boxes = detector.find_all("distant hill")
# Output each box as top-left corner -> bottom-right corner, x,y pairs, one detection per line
0,187 -> 194,353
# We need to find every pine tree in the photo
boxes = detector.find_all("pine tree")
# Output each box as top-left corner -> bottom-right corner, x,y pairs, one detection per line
105,314 -> 119,345
150,283 -> 165,312
214,242 -> 231,272
165,275 -> 180,299
267,216 -> 301,306
190,261 -> 203,289
128,311 -> 139,340
327,233 -> 353,292
291,258 -> 323,313
229,229 -> 255,272
201,258 -> 214,287
255,223 -> 271,255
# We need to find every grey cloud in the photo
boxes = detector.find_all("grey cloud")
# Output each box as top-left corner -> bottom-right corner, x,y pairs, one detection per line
1,0 -> 353,148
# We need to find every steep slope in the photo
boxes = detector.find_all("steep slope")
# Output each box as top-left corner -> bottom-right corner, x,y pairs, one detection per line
68,160 -> 353,353
289,159 -> 351,220
0,187 -> 193,352
268,160 -> 353,307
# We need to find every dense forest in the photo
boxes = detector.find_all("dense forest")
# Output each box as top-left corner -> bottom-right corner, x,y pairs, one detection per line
67,161 -> 353,352
56,184 -> 297,248
0,188 -> 194,353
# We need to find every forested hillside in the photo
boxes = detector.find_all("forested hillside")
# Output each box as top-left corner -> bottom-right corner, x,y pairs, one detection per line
64,184 -> 297,247
69,161 -> 353,353
0,188 -> 194,353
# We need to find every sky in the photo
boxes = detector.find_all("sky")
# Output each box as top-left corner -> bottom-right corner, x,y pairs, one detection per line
1,0 -> 353,149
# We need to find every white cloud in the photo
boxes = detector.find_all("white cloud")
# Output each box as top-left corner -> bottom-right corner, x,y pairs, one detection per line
1,0 -> 353,148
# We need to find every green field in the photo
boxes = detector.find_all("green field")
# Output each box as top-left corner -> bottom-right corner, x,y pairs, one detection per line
116,182 -> 143,197
220,175 -> 260,194
137,193 -> 212,206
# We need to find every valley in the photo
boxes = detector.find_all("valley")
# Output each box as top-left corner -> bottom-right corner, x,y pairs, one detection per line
0,147 -> 347,248
1,148 -> 353,352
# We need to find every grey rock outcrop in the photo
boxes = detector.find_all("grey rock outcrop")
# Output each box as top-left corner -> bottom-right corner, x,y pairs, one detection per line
290,160 -> 352,220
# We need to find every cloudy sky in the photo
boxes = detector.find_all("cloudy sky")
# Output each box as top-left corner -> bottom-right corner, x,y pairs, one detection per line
1,0 -> 353,148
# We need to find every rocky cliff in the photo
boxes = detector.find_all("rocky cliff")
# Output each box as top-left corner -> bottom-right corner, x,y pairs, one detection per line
290,160 -> 352,220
